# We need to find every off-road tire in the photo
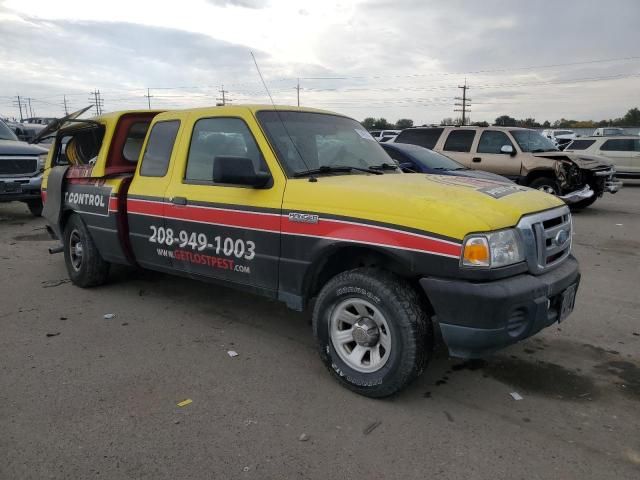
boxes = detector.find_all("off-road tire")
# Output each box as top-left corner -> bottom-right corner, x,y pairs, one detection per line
26,199 -> 43,217
312,268 -> 431,398
63,214 -> 110,287
528,177 -> 560,195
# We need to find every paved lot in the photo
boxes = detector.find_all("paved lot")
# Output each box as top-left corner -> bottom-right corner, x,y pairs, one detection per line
1,184 -> 639,479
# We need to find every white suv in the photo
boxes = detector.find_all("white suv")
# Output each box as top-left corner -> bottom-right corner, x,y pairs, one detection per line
565,136 -> 640,178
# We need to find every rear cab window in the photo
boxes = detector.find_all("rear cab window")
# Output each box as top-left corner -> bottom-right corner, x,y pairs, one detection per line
139,121 -> 180,177
443,130 -> 475,152
395,128 -> 443,149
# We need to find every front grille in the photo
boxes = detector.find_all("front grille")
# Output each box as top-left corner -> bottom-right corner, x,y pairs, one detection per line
517,206 -> 572,274
0,157 -> 38,176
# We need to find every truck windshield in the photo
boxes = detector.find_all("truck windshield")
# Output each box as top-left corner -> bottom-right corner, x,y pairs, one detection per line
0,120 -> 19,141
257,111 -> 395,177
510,129 -> 558,153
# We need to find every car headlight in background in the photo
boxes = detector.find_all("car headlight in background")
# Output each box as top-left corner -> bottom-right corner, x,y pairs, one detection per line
38,152 -> 47,171
461,229 -> 524,268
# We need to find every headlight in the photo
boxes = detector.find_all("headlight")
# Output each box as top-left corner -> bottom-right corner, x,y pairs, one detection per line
461,229 -> 524,268
38,152 -> 48,170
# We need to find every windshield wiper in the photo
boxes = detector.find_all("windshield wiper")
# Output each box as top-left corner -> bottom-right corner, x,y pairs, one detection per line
293,165 -> 383,178
369,162 -> 399,171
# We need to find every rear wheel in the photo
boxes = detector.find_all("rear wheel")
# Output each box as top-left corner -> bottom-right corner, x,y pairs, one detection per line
312,268 -> 431,398
63,214 -> 110,287
26,199 -> 43,217
528,177 -> 560,195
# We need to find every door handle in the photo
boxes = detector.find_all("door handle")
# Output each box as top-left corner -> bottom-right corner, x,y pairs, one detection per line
171,196 -> 187,206
472,157 -> 482,163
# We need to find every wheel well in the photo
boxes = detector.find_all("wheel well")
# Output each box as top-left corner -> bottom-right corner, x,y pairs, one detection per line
304,245 -> 414,302
524,169 -> 556,186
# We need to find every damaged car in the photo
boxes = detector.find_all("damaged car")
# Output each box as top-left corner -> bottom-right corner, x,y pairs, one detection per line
393,126 -> 622,209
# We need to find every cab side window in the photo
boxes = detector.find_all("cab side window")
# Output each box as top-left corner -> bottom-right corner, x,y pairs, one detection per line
477,131 -> 514,154
601,139 -> 634,152
139,121 -> 180,177
185,117 -> 267,183
443,130 -> 475,152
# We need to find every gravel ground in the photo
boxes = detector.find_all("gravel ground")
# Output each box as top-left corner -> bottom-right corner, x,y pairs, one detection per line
1,184 -> 639,479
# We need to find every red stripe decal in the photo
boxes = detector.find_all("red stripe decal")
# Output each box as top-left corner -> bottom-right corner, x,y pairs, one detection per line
108,197 -> 119,212
126,199 -> 461,257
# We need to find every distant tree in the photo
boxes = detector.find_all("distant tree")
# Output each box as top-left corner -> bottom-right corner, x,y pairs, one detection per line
495,115 -> 518,127
622,107 -> 640,126
395,118 -> 414,129
471,120 -> 489,127
373,118 -> 393,129
519,118 -> 540,128
542,120 -> 551,128
362,117 -> 376,130
440,117 -> 454,126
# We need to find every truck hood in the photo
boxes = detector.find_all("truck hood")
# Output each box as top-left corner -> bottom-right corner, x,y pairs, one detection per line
532,151 -> 613,169
0,139 -> 48,156
283,173 -> 564,240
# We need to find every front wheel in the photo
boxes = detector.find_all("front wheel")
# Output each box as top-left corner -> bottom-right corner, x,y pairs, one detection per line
312,268 -> 431,398
63,214 -> 110,287
528,177 -> 560,195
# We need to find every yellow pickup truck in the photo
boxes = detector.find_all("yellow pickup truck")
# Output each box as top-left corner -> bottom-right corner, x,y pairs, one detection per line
41,105 -> 580,397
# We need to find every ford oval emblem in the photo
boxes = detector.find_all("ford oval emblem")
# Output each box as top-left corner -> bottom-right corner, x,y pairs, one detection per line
555,229 -> 569,246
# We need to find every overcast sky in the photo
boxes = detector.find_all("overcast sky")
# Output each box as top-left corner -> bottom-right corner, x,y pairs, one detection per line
1,0 -> 638,124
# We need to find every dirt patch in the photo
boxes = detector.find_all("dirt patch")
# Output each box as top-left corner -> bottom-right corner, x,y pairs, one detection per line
482,356 -> 598,401
13,232 -> 53,242
594,360 -> 640,400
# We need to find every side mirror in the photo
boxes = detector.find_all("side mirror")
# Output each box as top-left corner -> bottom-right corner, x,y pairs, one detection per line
501,145 -> 516,156
213,156 -> 271,188
399,162 -> 416,173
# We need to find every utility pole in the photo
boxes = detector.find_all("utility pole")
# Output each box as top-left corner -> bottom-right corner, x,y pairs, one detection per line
14,95 -> 24,122
216,85 -> 231,106
454,79 -> 471,126
63,95 -> 69,115
27,97 -> 34,118
89,90 -> 104,115
295,78 -> 301,107
144,88 -> 153,109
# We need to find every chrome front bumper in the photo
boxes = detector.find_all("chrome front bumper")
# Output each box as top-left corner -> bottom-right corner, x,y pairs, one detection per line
558,185 -> 594,204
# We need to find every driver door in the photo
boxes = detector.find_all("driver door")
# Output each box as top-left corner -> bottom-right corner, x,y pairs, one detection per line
471,130 -> 522,179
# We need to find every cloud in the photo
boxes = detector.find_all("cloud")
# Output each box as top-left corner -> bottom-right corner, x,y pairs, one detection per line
0,0 -> 638,124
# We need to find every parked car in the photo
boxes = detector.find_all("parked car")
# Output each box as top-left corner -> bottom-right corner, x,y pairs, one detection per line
593,127 -> 625,137
42,105 -> 580,398
381,142 -> 511,183
369,129 -> 400,142
565,136 -> 640,179
4,119 -> 42,142
541,129 -> 577,150
393,126 -> 622,209
0,119 -> 49,215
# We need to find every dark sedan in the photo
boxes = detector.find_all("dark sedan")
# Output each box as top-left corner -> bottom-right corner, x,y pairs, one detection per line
381,142 -> 511,182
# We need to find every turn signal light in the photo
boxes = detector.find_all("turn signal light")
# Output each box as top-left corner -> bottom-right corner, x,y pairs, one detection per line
462,237 -> 490,267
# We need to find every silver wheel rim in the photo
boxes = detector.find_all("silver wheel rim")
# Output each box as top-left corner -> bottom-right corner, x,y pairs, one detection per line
69,229 -> 84,272
329,298 -> 391,373
537,185 -> 557,194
